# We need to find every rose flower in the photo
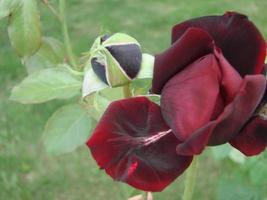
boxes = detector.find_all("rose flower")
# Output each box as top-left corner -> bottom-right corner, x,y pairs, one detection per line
87,12 -> 266,192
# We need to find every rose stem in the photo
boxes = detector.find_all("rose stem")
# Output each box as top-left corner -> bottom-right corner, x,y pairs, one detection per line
146,192 -> 153,200
59,0 -> 78,68
123,85 -> 132,98
182,157 -> 198,200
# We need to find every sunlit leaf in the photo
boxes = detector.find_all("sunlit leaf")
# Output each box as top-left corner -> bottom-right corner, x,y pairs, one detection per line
10,67 -> 82,104
0,0 -> 21,20
24,37 -> 65,74
8,0 -> 41,57
43,104 -> 93,155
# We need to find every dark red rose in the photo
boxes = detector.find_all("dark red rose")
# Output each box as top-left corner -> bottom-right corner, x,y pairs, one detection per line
154,12 -> 266,156
87,97 -> 192,191
87,12 -> 266,192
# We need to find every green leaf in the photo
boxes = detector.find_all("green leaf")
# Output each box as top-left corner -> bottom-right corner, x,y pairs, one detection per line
43,104 -> 93,155
24,37 -> 65,74
8,0 -> 41,57
103,47 -> 131,87
0,0 -> 21,20
102,33 -> 140,47
84,93 -> 110,121
10,67 -> 82,104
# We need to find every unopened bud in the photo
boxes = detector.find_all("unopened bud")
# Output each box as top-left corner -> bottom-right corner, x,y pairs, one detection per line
89,33 -> 142,87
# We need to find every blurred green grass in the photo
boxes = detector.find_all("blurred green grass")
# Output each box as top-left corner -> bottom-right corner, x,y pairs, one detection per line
0,0 -> 266,199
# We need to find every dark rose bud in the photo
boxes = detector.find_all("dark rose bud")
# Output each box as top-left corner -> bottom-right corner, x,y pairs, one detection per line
90,33 -> 142,87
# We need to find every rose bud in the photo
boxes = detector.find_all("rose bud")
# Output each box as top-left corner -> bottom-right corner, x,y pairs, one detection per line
89,33 -> 142,87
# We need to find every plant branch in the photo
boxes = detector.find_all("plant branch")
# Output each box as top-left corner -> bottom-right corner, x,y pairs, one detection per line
59,0 -> 78,68
182,157 -> 198,200
41,0 -> 62,21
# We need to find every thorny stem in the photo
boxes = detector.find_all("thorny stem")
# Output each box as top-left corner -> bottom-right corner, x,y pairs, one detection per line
59,0 -> 78,68
182,157 -> 198,200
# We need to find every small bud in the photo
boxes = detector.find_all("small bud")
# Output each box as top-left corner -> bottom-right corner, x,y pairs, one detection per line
89,33 -> 142,87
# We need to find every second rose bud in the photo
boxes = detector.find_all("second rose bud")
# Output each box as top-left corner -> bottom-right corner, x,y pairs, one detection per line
89,33 -> 142,87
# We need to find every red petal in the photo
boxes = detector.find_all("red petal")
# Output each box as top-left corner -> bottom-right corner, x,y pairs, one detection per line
152,27 -> 214,94
160,54 -> 220,141
87,97 -> 192,192
172,12 -> 266,76
176,75 -> 266,156
213,48 -> 243,103
230,117 -> 267,156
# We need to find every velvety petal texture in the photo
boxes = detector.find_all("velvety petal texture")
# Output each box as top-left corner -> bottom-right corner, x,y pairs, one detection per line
87,97 -> 193,191
230,117 -> 267,156
152,27 -> 214,94
160,45 -> 266,156
161,53 -> 221,141
175,75 -> 266,156
161,49 -> 242,142
172,12 -> 266,76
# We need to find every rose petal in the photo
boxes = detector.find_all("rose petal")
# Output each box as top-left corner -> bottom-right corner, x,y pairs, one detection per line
172,12 -> 266,76
87,97 -> 192,192
161,53 -> 221,141
176,75 -> 266,156
152,27 -> 214,94
229,117 -> 267,156
213,48 -> 243,103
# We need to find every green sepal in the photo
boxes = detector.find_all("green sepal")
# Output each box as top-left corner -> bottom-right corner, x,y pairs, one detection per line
102,47 -> 131,87
137,53 -> 155,79
82,68 -> 108,99
102,33 -> 140,47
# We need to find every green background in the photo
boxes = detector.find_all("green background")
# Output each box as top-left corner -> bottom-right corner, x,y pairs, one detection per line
0,0 -> 266,199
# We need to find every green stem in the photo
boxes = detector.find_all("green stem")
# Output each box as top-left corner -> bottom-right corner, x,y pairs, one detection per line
59,0 -> 78,68
182,157 -> 198,200
123,84 -> 132,98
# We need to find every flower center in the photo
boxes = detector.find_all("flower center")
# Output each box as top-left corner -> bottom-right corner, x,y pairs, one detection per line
109,129 -> 172,147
